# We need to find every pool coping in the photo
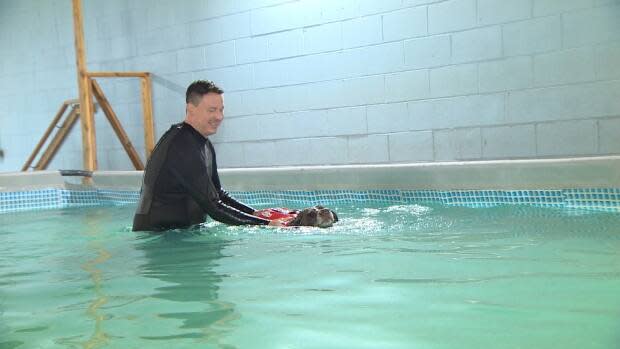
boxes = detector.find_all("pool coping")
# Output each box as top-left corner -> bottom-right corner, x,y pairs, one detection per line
216,155 -> 620,191
1,155 -> 619,191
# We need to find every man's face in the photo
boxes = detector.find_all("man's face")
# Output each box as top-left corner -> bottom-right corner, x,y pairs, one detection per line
187,92 -> 224,137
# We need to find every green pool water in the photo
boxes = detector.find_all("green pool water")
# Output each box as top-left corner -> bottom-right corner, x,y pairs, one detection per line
1,203 -> 619,349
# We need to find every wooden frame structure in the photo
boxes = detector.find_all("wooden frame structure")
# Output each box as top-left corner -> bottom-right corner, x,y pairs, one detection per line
22,100 -> 80,171
22,0 -> 155,172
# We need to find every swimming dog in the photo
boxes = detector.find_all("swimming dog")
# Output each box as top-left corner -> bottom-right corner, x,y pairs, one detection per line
254,206 -> 339,228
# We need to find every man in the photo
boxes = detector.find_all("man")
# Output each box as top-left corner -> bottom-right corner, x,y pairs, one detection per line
133,80 -> 286,231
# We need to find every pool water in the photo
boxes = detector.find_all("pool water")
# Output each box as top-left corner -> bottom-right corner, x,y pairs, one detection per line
1,203 -> 619,349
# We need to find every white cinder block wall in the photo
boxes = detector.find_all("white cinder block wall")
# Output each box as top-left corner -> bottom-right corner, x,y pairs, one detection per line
0,0 -> 619,171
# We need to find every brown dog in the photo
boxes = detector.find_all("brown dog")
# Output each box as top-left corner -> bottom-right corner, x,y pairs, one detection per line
287,205 -> 339,228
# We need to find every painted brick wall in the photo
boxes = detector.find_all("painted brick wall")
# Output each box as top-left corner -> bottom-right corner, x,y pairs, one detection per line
0,0 -> 619,171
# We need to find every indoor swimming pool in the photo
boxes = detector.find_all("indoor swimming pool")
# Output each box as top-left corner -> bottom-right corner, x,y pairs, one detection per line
1,202 -> 618,348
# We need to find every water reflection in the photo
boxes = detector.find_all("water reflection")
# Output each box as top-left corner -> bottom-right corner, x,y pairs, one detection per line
81,208 -> 115,349
134,230 -> 239,346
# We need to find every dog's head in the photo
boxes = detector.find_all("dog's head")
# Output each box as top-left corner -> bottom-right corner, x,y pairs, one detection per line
288,205 -> 338,228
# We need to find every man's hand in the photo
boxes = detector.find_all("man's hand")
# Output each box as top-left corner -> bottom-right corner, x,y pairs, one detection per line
267,218 -> 291,227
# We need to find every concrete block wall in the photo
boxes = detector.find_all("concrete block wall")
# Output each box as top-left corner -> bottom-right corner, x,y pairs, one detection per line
0,0 -> 619,171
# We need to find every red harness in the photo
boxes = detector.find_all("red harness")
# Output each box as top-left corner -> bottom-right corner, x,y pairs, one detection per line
254,208 -> 298,225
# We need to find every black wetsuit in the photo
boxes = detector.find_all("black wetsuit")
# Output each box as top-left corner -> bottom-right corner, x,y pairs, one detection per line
133,122 -> 269,231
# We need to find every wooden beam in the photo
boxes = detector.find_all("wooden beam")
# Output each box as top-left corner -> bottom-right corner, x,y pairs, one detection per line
87,71 -> 150,78
22,100 -> 77,171
91,79 -> 145,170
35,107 -> 80,170
72,0 -> 97,172
140,74 -> 155,159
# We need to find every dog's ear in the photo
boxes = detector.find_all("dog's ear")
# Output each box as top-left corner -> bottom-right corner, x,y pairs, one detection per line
288,215 -> 303,227
331,210 -> 338,222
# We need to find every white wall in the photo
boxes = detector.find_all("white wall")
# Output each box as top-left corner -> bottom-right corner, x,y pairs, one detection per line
1,0 -> 619,171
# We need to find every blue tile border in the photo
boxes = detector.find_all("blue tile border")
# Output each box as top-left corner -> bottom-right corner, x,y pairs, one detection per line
0,188 -> 619,214
0,189 -> 139,213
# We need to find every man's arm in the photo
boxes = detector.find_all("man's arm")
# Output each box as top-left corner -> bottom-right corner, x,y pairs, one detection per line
218,189 -> 256,214
169,165 -> 269,226
207,139 -> 260,215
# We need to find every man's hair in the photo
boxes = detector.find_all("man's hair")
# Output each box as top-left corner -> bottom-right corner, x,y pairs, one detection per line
186,80 -> 223,106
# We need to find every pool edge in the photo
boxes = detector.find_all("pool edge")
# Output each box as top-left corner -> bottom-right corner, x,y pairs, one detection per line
1,156 -> 619,213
